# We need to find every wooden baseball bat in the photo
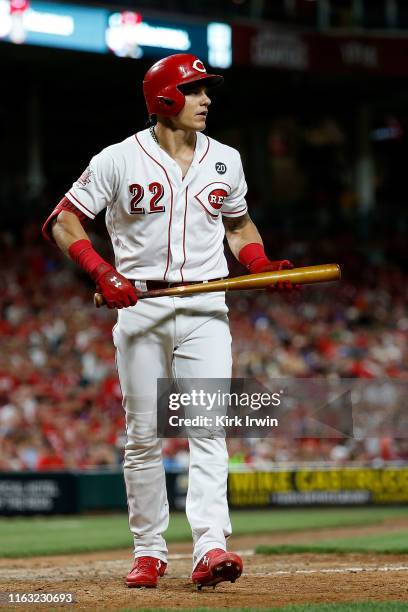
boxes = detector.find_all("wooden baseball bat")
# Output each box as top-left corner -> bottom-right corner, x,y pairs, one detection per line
94,263 -> 341,307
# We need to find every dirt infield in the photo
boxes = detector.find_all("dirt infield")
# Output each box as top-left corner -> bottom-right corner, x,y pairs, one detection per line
1,522 -> 408,610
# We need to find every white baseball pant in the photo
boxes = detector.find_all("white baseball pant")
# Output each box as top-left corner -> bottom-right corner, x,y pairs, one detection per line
113,288 -> 232,567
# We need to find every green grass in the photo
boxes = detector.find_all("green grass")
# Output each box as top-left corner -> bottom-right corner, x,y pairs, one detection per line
257,530 -> 408,555
0,507 -> 407,558
117,604 -> 408,612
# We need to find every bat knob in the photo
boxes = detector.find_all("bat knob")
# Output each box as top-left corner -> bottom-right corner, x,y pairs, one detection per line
94,293 -> 105,308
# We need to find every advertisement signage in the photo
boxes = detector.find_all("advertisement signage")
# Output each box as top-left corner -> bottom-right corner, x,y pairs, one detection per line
228,467 -> 408,507
0,0 -> 107,51
233,22 -> 408,76
106,12 -> 205,60
0,0 -> 231,67
0,473 -> 78,515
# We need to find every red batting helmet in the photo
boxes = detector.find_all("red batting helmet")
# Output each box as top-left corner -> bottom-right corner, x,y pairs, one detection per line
143,53 -> 223,117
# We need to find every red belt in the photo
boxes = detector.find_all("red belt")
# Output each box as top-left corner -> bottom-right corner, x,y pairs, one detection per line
138,278 -> 224,290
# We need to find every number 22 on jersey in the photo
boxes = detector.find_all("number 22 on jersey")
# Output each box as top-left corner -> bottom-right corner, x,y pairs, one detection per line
129,182 -> 165,215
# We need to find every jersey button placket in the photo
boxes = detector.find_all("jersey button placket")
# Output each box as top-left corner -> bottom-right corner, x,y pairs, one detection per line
174,163 -> 197,281
168,188 -> 186,281
163,162 -> 179,281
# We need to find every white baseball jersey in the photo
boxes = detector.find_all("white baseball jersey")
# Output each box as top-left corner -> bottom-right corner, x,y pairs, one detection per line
65,128 -> 248,282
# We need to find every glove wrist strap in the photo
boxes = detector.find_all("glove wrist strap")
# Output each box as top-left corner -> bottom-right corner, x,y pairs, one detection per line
68,239 -> 112,283
238,243 -> 269,273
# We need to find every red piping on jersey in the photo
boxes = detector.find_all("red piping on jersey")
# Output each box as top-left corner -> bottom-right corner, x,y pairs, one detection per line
42,197 -> 88,244
134,133 -> 174,280
198,136 -> 210,164
59,199 -> 89,224
195,181 -> 231,196
179,187 -> 188,282
68,191 -> 95,218
194,195 -> 218,219
222,206 -> 247,216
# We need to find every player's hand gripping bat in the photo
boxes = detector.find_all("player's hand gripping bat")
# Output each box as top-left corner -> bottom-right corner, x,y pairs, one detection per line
93,263 -> 341,307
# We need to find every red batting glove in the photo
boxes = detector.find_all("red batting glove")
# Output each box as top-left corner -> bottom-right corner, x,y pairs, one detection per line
94,263 -> 140,309
238,243 -> 300,293
68,240 -> 140,309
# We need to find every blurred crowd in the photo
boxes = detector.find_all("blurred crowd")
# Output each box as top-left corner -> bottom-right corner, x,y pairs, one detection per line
0,226 -> 406,471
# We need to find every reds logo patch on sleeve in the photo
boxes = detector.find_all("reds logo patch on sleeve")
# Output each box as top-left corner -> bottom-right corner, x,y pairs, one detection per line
194,182 -> 231,217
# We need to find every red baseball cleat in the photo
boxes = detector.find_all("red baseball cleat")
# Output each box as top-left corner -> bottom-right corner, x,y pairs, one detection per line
192,548 -> 243,590
126,556 -> 167,588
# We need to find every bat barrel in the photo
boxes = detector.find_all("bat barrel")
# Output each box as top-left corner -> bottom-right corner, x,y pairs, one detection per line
141,263 -> 341,299
222,263 -> 340,290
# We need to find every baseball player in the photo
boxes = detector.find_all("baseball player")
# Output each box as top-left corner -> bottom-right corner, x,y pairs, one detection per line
42,53 -> 294,589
